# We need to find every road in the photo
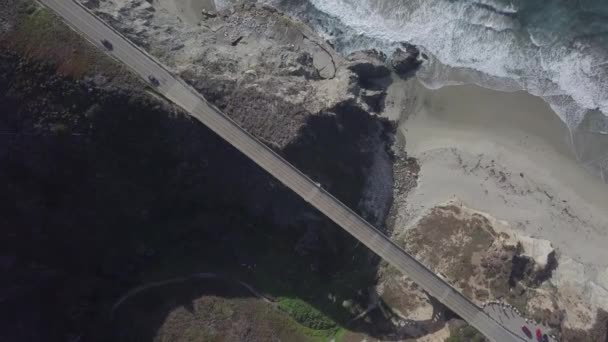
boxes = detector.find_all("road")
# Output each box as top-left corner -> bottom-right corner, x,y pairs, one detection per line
485,303 -> 556,342
39,1 -> 522,341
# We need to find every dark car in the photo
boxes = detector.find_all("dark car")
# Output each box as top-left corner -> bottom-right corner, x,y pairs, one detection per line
148,75 -> 160,87
521,326 -> 532,338
101,39 -> 113,50
542,334 -> 549,342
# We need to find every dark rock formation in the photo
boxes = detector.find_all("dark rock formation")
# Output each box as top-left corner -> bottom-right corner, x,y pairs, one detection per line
360,88 -> 387,113
0,1 -> 418,340
509,249 -> 558,288
347,49 -> 391,82
390,44 -> 422,77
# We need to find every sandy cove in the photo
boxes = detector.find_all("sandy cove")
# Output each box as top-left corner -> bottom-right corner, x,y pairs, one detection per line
392,80 -> 608,328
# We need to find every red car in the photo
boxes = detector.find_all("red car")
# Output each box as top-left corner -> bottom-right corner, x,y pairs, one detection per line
536,328 -> 543,341
521,326 -> 532,338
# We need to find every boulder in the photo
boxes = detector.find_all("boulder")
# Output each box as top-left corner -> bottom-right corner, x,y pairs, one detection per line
347,49 -> 390,81
390,44 -> 422,77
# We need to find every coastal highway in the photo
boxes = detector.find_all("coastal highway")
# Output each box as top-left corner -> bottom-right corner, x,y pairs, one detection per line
39,1 -> 522,341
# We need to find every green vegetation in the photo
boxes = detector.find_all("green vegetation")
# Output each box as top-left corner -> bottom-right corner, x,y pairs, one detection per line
113,279 -> 344,342
506,288 -> 529,314
446,325 -> 486,342
1,4 -> 381,340
278,297 -> 337,330
5,1 -> 127,79
136,219 -> 363,340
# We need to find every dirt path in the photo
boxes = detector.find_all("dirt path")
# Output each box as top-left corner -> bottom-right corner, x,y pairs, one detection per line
111,272 -> 273,316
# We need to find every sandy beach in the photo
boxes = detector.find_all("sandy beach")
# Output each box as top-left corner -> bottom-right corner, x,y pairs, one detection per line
394,82 -> 608,325
399,82 -> 608,266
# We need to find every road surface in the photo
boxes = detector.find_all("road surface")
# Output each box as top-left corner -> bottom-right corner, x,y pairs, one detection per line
485,303 -> 556,342
38,1 -> 523,341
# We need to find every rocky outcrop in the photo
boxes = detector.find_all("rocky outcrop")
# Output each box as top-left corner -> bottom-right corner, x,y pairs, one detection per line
346,49 -> 390,83
1,1 -> 407,340
389,44 -> 422,77
383,197 -> 608,340
80,0 -> 356,150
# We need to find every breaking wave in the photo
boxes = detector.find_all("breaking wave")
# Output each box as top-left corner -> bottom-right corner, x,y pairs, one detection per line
266,0 -> 608,179
270,0 -> 608,128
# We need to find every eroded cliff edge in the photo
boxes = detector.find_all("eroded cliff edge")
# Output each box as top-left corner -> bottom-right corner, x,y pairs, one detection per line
0,1 -> 416,340
2,1 -> 606,341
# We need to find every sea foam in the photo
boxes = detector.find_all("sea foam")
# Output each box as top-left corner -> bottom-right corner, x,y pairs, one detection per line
301,0 -> 608,130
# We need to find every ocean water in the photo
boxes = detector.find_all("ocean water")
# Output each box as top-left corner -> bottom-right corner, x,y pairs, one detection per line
263,0 -> 608,178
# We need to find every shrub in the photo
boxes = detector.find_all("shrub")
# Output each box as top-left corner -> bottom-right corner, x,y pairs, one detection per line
278,298 -> 337,331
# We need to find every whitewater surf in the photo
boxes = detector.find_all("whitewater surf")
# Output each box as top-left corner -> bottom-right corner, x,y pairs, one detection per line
265,0 -> 608,179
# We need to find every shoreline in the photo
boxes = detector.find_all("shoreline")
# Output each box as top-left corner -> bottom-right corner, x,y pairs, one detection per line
398,81 -> 608,267
395,81 -> 608,329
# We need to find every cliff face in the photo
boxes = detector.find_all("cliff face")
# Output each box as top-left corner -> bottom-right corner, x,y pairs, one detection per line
5,1 -> 601,341
0,1 -> 405,341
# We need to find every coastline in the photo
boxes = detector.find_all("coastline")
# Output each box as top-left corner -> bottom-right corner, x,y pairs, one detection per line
398,82 -> 608,266
6,0 -> 608,339
395,81 -> 608,329
93,0 -> 608,336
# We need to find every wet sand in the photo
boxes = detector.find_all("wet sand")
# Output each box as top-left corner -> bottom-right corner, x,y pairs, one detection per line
399,82 -> 608,268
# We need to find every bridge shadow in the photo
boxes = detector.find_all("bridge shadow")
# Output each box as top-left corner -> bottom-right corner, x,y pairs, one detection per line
2,53 -> 445,341
104,102 -> 446,341
110,277 -> 449,342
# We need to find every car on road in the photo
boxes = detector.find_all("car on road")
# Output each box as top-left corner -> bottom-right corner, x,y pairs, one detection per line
542,334 -> 549,342
536,328 -> 543,341
101,39 -> 113,50
521,326 -> 532,338
148,75 -> 160,87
